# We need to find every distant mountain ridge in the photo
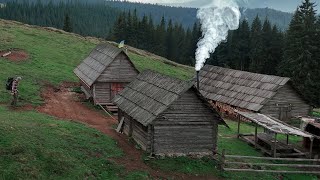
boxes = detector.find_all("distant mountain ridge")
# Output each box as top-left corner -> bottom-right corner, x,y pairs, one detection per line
0,0 -> 294,30
105,1 -> 293,30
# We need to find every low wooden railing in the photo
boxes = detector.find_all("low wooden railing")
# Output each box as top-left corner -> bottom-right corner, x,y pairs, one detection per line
220,149 -> 320,174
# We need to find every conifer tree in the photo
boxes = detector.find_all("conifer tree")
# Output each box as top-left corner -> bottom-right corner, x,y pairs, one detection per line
266,25 -> 284,75
155,16 -> 167,57
260,18 -> 273,74
112,12 -> 126,42
230,20 -> 250,70
279,0 -> 319,106
166,19 -> 175,60
249,16 -> 263,72
63,13 -> 72,32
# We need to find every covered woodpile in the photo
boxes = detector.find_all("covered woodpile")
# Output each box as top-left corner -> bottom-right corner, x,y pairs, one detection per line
197,65 -> 311,122
113,70 -> 225,156
74,43 -> 139,106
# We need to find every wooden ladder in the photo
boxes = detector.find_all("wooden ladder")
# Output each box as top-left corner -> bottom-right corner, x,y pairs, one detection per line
105,103 -> 118,115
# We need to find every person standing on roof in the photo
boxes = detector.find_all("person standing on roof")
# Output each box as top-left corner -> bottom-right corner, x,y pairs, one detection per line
11,77 -> 21,106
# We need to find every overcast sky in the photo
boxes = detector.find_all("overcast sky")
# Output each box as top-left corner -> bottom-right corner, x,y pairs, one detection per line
125,0 -> 319,12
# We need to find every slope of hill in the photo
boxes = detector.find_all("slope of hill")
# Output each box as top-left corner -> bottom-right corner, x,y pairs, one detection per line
0,18 -> 194,179
0,19 -> 194,105
0,19 -> 317,180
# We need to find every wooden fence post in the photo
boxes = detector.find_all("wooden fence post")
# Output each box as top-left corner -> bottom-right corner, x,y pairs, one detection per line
313,155 -> 319,165
220,149 -> 226,171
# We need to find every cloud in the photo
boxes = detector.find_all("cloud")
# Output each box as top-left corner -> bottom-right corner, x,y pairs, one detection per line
125,0 -> 192,3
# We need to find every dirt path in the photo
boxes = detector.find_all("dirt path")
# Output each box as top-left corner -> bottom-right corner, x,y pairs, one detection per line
36,84 -> 219,180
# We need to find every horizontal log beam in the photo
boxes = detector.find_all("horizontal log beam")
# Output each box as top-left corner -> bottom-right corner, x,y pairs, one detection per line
224,168 -> 320,174
226,162 -> 320,168
225,155 -> 320,162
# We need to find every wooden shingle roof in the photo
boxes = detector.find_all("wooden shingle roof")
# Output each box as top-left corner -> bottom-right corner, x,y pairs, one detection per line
113,70 -> 194,126
74,43 -> 123,87
198,65 -> 290,111
236,110 -> 314,138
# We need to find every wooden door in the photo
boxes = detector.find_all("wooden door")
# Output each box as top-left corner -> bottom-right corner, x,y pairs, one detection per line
111,83 -> 126,100
279,106 -> 292,122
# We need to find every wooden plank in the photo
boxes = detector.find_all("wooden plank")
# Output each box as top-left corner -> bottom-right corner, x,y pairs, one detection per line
97,104 -> 116,120
81,86 -> 92,99
223,168 -> 320,174
2,51 -> 11,57
116,117 -> 124,133
225,155 -> 320,162
225,162 -> 320,168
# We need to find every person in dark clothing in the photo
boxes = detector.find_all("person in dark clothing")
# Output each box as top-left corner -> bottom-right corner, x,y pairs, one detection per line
11,77 -> 21,106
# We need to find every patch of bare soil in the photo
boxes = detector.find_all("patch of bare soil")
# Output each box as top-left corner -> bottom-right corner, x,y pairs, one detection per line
36,83 -> 219,179
0,49 -> 29,62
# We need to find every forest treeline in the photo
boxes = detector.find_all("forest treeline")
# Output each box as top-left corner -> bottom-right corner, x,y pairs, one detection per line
106,0 -> 293,30
0,0 -> 293,32
0,1 -> 119,37
111,0 -> 320,106
0,0 -> 319,106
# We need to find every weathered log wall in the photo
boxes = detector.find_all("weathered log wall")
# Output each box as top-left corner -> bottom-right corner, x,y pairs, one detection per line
94,83 -> 111,105
118,110 -> 149,151
97,53 -> 138,82
260,84 -> 311,121
153,89 -> 218,156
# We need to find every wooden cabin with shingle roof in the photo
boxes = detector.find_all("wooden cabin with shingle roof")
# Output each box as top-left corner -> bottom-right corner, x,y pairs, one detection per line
197,65 -> 311,122
113,70 -> 224,156
74,43 -> 139,106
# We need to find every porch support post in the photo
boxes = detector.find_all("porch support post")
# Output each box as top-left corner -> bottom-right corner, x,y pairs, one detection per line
255,124 -> 258,148
273,133 -> 277,158
310,137 -> 314,159
237,115 -> 241,138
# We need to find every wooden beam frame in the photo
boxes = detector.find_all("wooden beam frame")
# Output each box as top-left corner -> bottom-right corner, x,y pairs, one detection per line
310,137 -> 314,159
237,115 -> 241,138
273,133 -> 277,158
255,124 -> 258,148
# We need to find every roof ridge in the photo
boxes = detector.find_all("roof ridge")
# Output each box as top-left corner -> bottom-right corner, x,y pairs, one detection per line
113,70 -> 194,126
204,65 -> 290,81
135,76 -> 191,96
199,65 -> 291,111
74,43 -> 125,87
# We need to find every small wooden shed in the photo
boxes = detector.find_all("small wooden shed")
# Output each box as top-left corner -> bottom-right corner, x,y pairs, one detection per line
198,65 -> 312,122
113,70 -> 224,156
74,43 -> 139,105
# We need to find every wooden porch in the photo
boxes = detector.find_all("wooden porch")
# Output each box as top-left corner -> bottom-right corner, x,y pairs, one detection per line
239,133 -> 309,158
236,110 -> 318,158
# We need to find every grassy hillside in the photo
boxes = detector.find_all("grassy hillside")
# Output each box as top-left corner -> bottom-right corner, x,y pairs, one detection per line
0,19 -> 193,179
0,106 -> 130,179
0,19 -> 194,106
0,19 -> 316,179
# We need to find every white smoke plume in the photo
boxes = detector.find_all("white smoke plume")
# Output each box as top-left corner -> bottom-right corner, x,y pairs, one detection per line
195,0 -> 241,71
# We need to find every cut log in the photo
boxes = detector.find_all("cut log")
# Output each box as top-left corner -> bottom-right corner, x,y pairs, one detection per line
116,117 -> 124,133
2,51 -> 11,57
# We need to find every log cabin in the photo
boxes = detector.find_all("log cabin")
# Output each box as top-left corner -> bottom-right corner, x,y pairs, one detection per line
197,65 -> 312,122
74,43 -> 139,106
113,70 -> 225,156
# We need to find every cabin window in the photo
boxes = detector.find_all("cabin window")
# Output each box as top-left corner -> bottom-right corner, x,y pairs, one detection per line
111,83 -> 126,99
